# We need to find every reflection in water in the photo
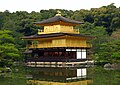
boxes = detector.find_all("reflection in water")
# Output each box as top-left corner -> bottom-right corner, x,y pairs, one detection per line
26,67 -> 92,85
77,68 -> 86,77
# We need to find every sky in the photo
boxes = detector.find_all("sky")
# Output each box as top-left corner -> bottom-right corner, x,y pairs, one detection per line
0,0 -> 120,13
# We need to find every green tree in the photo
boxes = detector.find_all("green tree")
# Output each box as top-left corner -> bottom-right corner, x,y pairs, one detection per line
0,30 -> 20,67
95,39 -> 120,63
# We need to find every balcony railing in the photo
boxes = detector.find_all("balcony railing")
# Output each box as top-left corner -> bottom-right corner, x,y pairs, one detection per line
38,28 -> 79,34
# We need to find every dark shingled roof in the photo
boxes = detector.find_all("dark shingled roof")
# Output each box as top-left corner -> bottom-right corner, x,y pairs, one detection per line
34,16 -> 83,25
22,32 -> 93,39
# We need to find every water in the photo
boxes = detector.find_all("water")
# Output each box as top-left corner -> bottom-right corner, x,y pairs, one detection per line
0,66 -> 120,85
88,66 -> 120,85
26,66 -> 120,85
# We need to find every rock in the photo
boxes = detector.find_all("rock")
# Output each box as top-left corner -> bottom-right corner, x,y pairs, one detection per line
104,63 -> 111,68
111,63 -> 120,68
104,63 -> 120,70
5,67 -> 12,72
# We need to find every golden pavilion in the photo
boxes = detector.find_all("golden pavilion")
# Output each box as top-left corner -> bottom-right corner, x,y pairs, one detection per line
23,11 -> 93,67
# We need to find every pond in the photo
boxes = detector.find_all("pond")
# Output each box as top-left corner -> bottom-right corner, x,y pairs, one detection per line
0,66 -> 120,85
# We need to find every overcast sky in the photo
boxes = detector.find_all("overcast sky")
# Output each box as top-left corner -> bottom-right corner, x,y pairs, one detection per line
0,0 -> 120,13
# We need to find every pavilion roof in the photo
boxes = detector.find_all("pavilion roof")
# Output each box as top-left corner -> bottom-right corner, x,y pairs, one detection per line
22,32 -> 93,39
34,15 -> 83,25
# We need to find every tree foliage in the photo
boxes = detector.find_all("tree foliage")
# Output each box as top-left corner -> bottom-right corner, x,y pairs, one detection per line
0,30 -> 20,67
95,40 -> 120,63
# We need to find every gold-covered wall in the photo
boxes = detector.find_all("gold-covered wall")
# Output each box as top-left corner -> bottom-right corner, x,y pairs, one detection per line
44,25 -> 60,33
66,37 -> 86,47
38,25 -> 79,34
28,36 -> 91,49
52,38 -> 66,47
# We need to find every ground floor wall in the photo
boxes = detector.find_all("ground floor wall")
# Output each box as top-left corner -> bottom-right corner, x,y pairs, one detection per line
24,48 -> 94,67
25,48 -> 87,62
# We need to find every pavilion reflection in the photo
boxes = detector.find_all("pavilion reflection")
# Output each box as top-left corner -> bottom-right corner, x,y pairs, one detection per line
26,67 -> 92,85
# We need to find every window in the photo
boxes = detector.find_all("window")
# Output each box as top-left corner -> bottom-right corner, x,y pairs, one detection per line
77,49 -> 86,59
